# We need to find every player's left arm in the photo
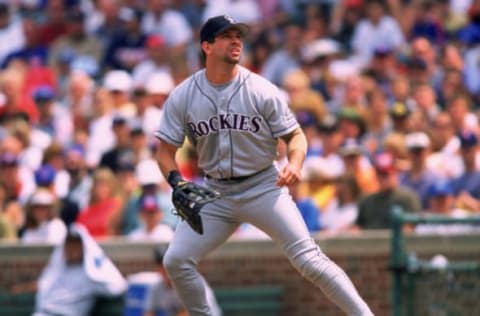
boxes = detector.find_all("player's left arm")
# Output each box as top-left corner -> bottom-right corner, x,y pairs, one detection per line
276,127 -> 307,186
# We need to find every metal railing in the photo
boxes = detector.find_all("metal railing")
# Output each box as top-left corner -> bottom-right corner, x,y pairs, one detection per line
390,207 -> 480,316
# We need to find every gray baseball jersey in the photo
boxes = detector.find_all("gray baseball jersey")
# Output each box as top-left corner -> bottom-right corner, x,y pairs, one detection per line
155,65 -> 298,179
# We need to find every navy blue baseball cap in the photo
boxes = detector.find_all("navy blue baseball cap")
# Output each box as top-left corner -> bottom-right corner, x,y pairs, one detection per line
200,15 -> 249,43
428,179 -> 454,197
33,85 -> 55,102
458,130 -> 478,148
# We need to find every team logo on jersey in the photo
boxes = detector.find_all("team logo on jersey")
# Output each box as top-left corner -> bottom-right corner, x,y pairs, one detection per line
187,113 -> 262,137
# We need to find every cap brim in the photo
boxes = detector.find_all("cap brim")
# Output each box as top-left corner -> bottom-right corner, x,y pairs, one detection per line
213,23 -> 249,39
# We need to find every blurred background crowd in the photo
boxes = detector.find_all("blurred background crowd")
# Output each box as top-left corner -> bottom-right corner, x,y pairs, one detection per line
1,0 -> 480,244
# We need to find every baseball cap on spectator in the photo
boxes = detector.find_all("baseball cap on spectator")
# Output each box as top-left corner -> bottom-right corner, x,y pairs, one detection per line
139,193 -> 160,212
458,130 -> 478,148
200,15 -> 249,43
136,159 -> 165,186
317,114 -> 338,133
103,70 -> 133,93
405,132 -> 430,150
428,179 -> 454,197
373,152 -> 396,174
337,107 -> 366,136
118,6 -> 143,22
33,85 -> 55,102
145,72 -> 175,95
0,152 -> 19,167
389,102 -> 411,119
129,121 -> 144,136
64,143 -> 85,158
30,189 -> 55,206
339,138 -> 363,156
302,38 -> 341,63
71,56 -> 99,78
34,164 -> 56,186
112,115 -> 128,127
145,34 -> 165,49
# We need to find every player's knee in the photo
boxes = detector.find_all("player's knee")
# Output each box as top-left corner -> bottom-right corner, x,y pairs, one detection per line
163,248 -> 195,278
285,238 -> 331,279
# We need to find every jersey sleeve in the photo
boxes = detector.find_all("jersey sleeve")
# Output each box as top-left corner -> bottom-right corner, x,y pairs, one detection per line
261,85 -> 299,138
154,91 -> 186,147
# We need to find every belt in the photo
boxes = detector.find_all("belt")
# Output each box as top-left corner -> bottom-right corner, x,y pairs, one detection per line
206,168 -> 268,182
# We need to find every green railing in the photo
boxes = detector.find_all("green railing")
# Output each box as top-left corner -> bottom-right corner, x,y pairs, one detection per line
390,207 -> 480,316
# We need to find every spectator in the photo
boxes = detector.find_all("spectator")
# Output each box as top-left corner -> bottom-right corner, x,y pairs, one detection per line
0,181 -> 22,241
0,151 -> 35,204
127,193 -> 174,242
120,158 -> 176,235
337,107 -> 366,144
446,92 -> 478,134
355,152 -> 421,229
282,69 -> 327,124
427,112 -> 463,178
32,85 -> 73,146
103,7 -> 147,72
12,224 -> 127,316
399,132 -> 439,209
0,3 -> 25,67
362,90 -> 392,156
135,71 -> 174,145
452,130 -> 480,212
322,174 -> 361,235
261,21 -> 303,87
0,68 -> 38,124
411,83 -> 441,125
141,0 -> 193,53
416,179 -> 478,235
339,138 -> 379,195
2,17 -> 48,69
20,188 -> 67,245
62,144 -> 92,216
125,246 -> 221,316
287,176 -> 322,234
76,168 -> 124,239
389,102 -> 412,135
48,10 -> 103,72
62,70 -> 95,131
132,35 -> 172,89
102,70 -> 136,119
350,0 -> 405,68
37,0 -> 68,46
99,115 -> 135,173
85,87 -> 116,167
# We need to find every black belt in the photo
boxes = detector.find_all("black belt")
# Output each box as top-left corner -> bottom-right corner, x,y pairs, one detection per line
206,168 -> 268,182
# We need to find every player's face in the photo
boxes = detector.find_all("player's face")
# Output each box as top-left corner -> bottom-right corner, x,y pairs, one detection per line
212,28 -> 244,64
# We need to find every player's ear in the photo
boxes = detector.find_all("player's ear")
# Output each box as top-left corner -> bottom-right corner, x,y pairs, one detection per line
201,41 -> 212,56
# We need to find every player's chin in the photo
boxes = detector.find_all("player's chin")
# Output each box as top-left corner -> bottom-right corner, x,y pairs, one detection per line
224,55 -> 241,65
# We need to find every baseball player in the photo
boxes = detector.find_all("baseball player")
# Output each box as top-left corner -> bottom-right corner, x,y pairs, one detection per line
155,15 -> 373,316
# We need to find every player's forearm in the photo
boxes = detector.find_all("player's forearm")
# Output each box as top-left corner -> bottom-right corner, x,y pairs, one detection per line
155,139 -> 180,179
283,128 -> 307,167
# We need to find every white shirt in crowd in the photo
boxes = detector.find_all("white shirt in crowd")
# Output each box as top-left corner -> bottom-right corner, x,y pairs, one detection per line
21,218 -> 67,245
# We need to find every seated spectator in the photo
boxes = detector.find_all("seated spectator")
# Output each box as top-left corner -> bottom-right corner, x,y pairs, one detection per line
12,224 -> 127,316
127,193 -> 174,242
125,247 -> 221,316
339,138 -> 379,195
0,181 -> 22,240
416,179 -> 479,235
452,130 -> 480,212
355,152 -> 421,230
0,151 -> 35,204
20,188 -> 66,245
102,70 -> 137,119
399,132 -> 439,209
77,168 -> 124,240
282,69 -> 327,124
321,174 -> 361,235
99,115 -> 135,173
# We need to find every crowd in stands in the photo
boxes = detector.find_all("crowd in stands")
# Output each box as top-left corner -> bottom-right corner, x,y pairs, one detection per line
1,0 -> 480,243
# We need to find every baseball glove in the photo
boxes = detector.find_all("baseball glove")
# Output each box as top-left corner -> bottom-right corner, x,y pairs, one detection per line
170,180 -> 222,235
